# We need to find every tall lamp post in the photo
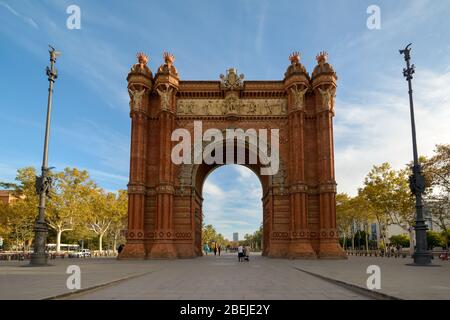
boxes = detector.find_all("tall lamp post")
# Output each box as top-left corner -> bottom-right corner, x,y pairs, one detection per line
30,46 -> 61,266
399,43 -> 432,265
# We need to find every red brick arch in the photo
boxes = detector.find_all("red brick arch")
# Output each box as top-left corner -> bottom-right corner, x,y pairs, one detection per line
119,52 -> 346,259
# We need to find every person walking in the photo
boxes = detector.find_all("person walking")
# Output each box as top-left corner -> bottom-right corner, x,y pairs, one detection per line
237,245 -> 244,262
203,243 -> 209,255
218,244 -> 221,256
213,244 -> 217,256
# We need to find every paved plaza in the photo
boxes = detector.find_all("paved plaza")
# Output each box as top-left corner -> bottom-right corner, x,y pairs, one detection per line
0,253 -> 448,300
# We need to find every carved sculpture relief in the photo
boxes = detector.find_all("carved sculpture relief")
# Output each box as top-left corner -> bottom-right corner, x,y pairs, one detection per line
156,84 -> 173,110
177,98 -> 287,116
220,68 -> 245,91
129,52 -> 152,77
128,87 -> 147,113
318,87 -> 336,113
290,85 -> 308,111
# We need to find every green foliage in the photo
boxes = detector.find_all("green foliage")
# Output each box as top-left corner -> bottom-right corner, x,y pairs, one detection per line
360,163 -> 415,248
0,167 -> 38,250
0,167 -> 128,252
389,234 -> 410,247
242,225 -> 263,250
201,224 -> 229,248
441,230 -> 450,249
422,144 -> 450,235
427,231 -> 445,249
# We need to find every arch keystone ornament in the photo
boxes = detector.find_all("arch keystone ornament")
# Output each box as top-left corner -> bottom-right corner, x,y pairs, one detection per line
119,51 -> 346,260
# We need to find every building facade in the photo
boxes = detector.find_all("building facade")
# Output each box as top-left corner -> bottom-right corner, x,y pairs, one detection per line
0,190 -> 22,205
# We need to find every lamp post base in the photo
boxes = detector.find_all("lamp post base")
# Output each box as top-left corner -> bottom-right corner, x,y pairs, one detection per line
412,251 -> 432,265
29,220 -> 49,266
29,253 -> 48,266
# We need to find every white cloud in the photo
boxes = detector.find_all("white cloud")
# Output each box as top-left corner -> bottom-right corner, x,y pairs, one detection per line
0,1 -> 38,29
234,165 -> 253,179
254,0 -> 268,54
203,180 -> 225,199
203,166 -> 263,239
335,68 -> 450,195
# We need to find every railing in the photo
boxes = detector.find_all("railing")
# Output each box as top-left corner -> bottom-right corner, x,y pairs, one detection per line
0,250 -> 118,261
346,249 -> 409,258
346,249 -> 450,260
0,252 -> 28,261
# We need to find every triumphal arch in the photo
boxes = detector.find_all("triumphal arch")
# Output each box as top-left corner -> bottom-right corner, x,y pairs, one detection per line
119,50 -> 345,259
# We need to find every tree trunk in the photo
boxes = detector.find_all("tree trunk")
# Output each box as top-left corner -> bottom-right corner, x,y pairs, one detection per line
409,228 -> 415,256
381,232 -> 387,251
99,232 -> 104,252
56,230 -> 62,252
113,232 -> 118,253
342,232 -> 347,250
365,232 -> 369,252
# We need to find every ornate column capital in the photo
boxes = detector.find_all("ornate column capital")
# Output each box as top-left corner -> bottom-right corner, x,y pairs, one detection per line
288,84 -> 309,113
315,85 -> 336,115
128,85 -> 150,115
156,83 -> 175,112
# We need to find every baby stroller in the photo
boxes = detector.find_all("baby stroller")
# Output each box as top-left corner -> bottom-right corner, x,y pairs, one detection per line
243,248 -> 250,262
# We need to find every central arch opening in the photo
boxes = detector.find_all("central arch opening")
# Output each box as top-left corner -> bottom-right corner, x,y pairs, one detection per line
201,165 -> 263,255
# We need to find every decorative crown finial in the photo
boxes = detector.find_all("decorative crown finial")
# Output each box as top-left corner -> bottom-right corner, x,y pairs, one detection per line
289,51 -> 300,64
163,51 -> 175,65
136,52 -> 149,66
316,51 -> 328,64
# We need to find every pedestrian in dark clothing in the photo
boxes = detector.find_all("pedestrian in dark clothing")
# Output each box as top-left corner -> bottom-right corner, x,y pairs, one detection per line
238,245 -> 244,262
214,245 -> 217,256
218,245 -> 221,256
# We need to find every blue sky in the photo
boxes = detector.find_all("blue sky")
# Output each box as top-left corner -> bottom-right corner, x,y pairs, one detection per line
1,0 -> 450,240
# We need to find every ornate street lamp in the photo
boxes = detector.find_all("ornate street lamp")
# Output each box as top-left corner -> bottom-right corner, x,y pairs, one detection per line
30,45 -> 61,266
399,43 -> 432,265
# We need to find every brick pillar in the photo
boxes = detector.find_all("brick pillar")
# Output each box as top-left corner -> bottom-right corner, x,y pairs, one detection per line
284,53 -> 317,258
148,52 -> 179,258
316,101 -> 344,258
119,53 -> 152,259
149,107 -> 177,258
124,100 -> 148,257
311,51 -> 346,259
286,86 -> 316,258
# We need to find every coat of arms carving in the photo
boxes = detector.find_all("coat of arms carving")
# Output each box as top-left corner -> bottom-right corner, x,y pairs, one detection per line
220,68 -> 244,91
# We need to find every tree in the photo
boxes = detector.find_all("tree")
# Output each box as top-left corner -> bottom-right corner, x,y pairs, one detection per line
389,234 -> 410,247
87,189 -> 128,252
201,224 -> 230,249
336,193 -> 370,250
423,144 -> 450,247
427,231 -> 445,249
202,224 -> 217,247
336,193 -> 353,249
242,225 -> 263,250
107,190 -> 128,252
362,163 -> 415,251
0,167 -> 39,251
46,168 -> 96,252
87,190 -> 113,252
